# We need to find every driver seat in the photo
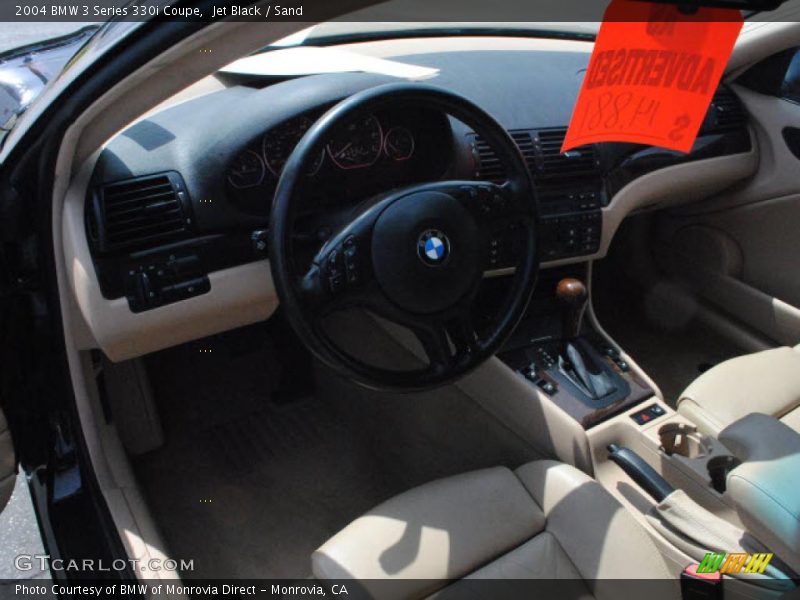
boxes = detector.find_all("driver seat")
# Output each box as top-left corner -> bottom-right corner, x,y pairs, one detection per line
313,460 -> 680,599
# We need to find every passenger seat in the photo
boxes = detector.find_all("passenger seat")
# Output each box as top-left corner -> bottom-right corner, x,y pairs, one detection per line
677,345 -> 800,436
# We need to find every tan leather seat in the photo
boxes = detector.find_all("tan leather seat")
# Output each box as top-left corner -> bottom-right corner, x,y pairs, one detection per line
677,345 -> 800,437
312,460 -> 678,599
719,414 -> 800,575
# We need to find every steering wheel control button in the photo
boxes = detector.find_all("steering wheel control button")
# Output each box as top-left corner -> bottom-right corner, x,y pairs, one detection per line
492,192 -> 507,212
459,186 -> 478,202
322,238 -> 364,293
327,250 -> 342,273
344,237 -> 360,284
476,186 -> 496,215
328,272 -> 344,293
456,184 -> 511,219
324,248 -> 346,294
418,229 -> 451,267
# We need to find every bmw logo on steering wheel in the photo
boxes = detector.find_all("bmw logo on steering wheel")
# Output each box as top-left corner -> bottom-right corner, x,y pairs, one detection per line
417,229 -> 451,267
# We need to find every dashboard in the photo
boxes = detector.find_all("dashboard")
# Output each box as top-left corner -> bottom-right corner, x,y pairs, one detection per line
72,36 -> 757,360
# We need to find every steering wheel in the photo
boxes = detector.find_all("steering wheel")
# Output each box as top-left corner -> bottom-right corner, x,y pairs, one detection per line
269,82 -> 540,391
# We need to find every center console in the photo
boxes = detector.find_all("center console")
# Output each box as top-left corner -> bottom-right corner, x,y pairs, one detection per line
581,383 -> 800,595
469,261 -> 798,584
498,267 -> 654,429
487,262 -> 796,584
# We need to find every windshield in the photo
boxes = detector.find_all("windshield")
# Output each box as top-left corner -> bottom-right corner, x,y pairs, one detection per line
269,22 -> 603,48
266,10 -> 777,50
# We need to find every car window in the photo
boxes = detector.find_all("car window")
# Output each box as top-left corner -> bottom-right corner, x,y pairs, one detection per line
0,23 -> 96,54
783,49 -> 800,102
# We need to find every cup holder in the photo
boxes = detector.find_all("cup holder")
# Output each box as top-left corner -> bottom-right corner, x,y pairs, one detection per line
658,423 -> 713,459
707,455 -> 742,494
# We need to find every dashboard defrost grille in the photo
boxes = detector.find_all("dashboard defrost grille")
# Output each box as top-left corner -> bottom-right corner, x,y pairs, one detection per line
94,173 -> 190,253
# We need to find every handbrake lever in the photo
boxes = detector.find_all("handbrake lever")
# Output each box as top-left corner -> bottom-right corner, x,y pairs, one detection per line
607,444 -> 675,502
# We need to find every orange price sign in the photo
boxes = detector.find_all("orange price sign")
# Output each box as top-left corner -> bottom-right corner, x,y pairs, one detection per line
562,0 -> 743,154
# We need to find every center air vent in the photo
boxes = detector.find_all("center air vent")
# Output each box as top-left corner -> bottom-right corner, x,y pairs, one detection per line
535,128 -> 599,180
473,131 -> 537,182
90,172 -> 192,253
473,128 -> 599,183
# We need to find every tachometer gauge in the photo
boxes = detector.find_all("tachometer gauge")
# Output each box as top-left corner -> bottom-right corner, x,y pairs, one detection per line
262,116 -> 324,177
327,114 -> 383,170
227,150 -> 266,189
383,127 -> 415,161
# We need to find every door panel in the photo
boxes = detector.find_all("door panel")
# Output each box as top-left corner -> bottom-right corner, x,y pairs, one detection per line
658,196 -> 800,345
653,61 -> 800,345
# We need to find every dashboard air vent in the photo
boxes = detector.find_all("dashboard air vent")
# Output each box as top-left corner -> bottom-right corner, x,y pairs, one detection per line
534,128 -> 599,181
703,88 -> 747,134
473,135 -> 504,182
473,128 -> 599,183
473,131 -> 537,183
510,131 -> 537,171
93,172 -> 191,253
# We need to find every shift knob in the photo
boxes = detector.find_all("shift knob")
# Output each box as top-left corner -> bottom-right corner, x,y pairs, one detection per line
556,278 -> 588,340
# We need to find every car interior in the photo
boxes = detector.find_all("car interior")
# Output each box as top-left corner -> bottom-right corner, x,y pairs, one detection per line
15,3 -> 800,597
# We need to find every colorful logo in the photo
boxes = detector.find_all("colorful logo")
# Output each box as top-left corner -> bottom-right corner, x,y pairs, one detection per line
697,552 -> 773,575
417,229 -> 450,266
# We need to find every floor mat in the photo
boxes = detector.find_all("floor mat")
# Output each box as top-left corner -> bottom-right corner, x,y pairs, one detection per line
208,400 -> 341,477
134,317 -> 540,579
134,396 -> 394,579
134,322 -> 398,579
594,276 -> 749,407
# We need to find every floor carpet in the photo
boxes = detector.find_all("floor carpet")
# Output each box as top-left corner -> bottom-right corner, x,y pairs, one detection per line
594,271 -> 749,407
133,317 -> 538,579
133,320 -> 399,579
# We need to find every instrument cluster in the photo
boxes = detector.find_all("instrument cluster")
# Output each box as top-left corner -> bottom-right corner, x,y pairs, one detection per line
225,107 -> 450,217
227,113 -> 418,191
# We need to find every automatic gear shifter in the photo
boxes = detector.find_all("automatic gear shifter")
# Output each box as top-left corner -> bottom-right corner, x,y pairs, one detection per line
555,278 -> 617,400
556,278 -> 588,341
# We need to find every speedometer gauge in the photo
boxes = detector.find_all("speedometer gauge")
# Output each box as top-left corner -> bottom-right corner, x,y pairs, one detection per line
384,127 -> 415,161
327,115 -> 383,170
262,116 -> 324,177
227,150 -> 265,189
